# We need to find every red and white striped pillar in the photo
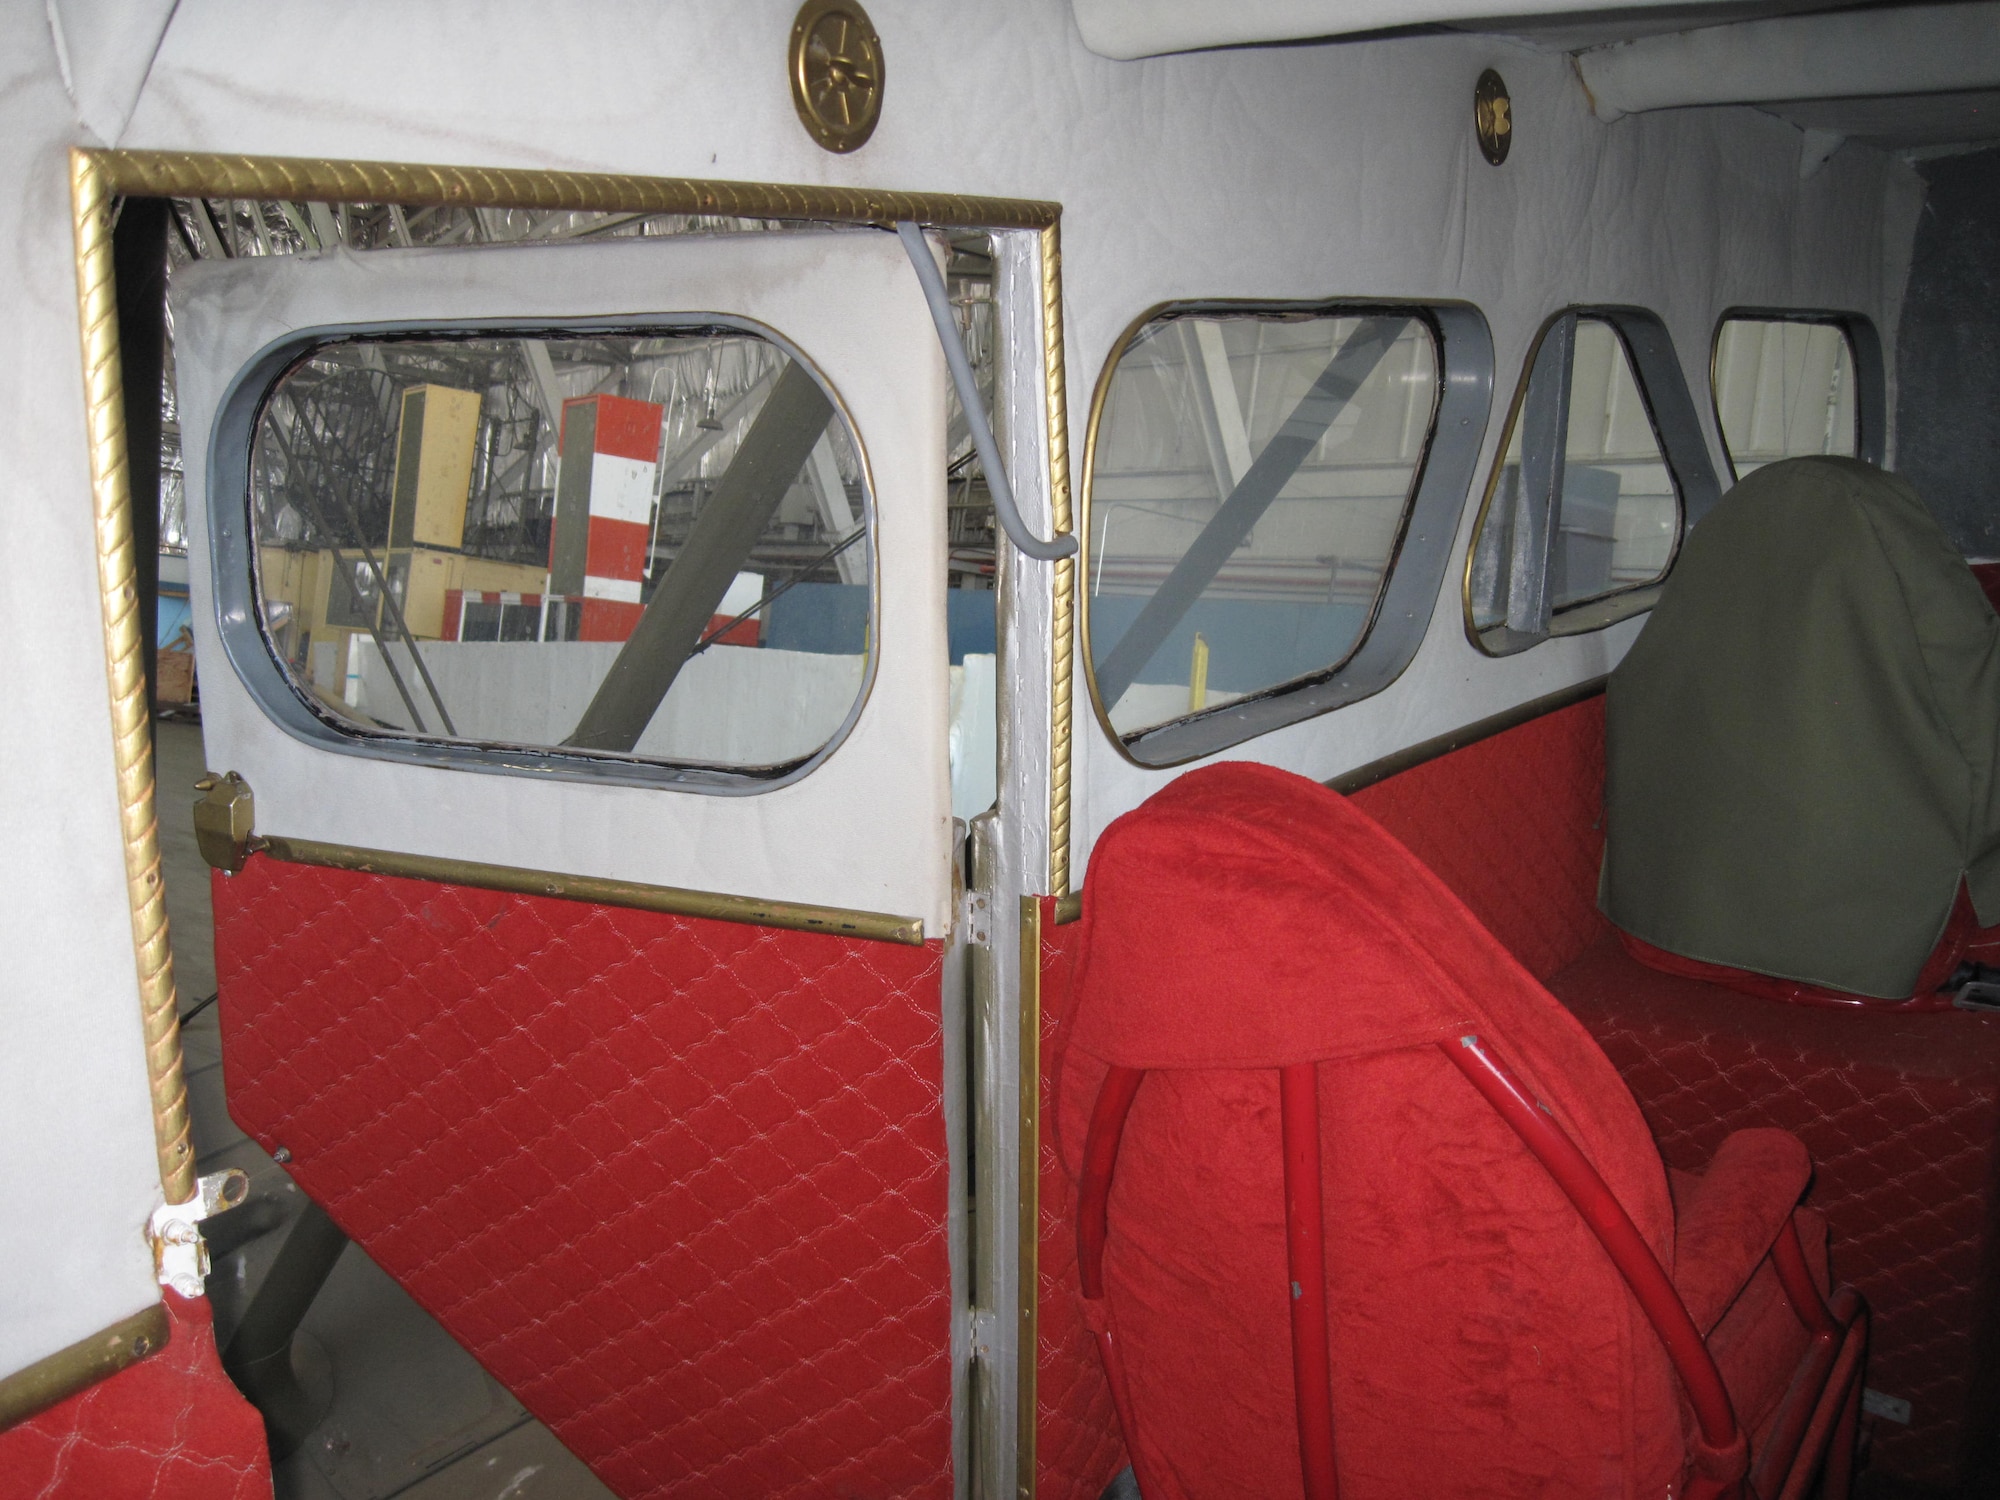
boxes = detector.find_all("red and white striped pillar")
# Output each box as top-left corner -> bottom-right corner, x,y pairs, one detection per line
549,394 -> 665,641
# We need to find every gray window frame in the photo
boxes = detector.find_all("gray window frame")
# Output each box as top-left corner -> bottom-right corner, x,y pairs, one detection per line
1080,299 -> 1493,768
1709,308 -> 1885,483
1466,306 -> 1721,658
206,313 -> 880,794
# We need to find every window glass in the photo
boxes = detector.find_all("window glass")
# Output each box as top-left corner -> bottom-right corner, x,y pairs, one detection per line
250,330 -> 870,774
1712,318 -> 1857,479
1086,310 -> 1439,738
1471,316 -> 1680,634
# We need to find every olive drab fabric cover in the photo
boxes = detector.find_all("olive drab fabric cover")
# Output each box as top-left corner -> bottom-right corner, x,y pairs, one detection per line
1603,456 -> 2000,999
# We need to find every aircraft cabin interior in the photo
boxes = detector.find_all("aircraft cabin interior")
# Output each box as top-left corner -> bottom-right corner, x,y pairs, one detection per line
3,3 -> 2000,1500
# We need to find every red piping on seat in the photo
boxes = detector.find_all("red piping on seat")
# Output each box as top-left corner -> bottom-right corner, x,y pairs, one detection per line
1077,1066 -> 1145,1302
1078,1063 -> 1341,1500
1771,1217 -> 1839,1339
1281,1063 -> 1340,1500
1753,1286 -> 1865,1499
1075,1065 -> 1150,1490
1769,1301 -> 1866,1500
1440,1034 -> 1745,1497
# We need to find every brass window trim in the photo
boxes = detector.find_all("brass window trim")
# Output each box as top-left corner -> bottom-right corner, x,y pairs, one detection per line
0,1302 -> 169,1434
1077,297 -> 1490,769
1326,676 -> 1607,794
1015,894 -> 1044,1495
253,834 -> 926,946
70,147 -> 1079,1213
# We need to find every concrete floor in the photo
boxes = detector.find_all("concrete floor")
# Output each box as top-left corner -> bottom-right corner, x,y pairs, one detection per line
159,718 -> 616,1500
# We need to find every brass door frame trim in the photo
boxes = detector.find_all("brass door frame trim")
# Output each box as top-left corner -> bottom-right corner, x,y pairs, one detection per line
78,148 -> 1059,231
71,149 -> 194,1204
1015,895 -> 1043,1496
1040,226 -> 1077,899
0,1301 -> 169,1433
70,148 -> 1073,1191
258,835 -> 926,945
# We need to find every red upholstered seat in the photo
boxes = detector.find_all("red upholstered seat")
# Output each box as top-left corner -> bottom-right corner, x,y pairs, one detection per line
1058,762 -> 1863,1500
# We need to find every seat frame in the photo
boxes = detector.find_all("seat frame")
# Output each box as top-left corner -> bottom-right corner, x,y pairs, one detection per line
1076,1032 -> 1867,1500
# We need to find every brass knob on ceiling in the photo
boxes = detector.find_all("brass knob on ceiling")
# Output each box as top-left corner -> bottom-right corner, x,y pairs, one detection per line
790,0 -> 885,154
1475,69 -> 1512,166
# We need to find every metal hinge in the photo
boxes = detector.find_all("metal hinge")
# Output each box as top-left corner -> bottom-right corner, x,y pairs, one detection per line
967,1307 -> 1001,1363
193,771 -> 259,874
959,888 -> 992,948
148,1169 -> 249,1298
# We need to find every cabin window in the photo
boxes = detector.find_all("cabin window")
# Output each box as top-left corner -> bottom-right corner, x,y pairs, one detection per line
1469,311 -> 1699,653
1084,307 -> 1442,749
245,327 -> 872,780
1711,317 -> 1859,481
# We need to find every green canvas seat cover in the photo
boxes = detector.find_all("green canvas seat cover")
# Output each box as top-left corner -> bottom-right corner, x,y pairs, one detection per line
1602,456 -> 2000,999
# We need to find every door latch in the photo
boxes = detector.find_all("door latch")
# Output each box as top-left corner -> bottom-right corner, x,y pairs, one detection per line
193,771 -> 259,874
148,1169 -> 250,1298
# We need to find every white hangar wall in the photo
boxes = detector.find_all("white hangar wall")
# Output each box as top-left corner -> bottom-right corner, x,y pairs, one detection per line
100,1 -> 1923,872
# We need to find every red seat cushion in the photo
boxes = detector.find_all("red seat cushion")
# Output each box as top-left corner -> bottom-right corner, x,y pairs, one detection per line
1549,930 -> 2000,1490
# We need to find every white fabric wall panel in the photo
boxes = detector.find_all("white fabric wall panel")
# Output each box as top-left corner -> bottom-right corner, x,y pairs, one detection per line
0,13 -> 170,1378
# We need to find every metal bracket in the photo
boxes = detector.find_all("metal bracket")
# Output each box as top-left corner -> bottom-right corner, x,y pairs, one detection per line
1955,982 -> 2000,1013
148,1169 -> 250,1298
193,770 -> 259,874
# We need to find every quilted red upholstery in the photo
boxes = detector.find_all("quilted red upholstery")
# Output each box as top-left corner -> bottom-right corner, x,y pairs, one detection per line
213,858 -> 952,1500
1356,691 -> 2000,1491
1552,937 -> 2000,1491
1348,695 -> 1610,982
1035,901 -> 1128,1500
0,1292 -> 273,1500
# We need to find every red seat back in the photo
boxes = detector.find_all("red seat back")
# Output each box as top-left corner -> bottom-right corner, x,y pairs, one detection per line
1057,762 -> 1686,1499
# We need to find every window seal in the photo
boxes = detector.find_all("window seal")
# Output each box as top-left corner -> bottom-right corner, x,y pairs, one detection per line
1077,298 -> 1494,769
206,313 -> 881,796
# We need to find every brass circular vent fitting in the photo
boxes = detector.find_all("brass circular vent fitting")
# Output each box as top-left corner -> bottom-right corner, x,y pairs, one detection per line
1475,69 -> 1512,165
789,0 -> 885,153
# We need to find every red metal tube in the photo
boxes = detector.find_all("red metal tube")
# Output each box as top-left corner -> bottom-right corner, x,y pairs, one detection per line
1439,1035 -> 1741,1455
1806,1303 -> 1868,1500
1077,1066 -> 1146,1300
1753,1286 -> 1863,1500
1772,1215 -> 1840,1339
1280,1063 -> 1340,1500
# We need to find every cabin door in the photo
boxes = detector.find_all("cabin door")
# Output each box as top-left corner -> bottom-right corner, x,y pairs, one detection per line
175,227 -> 967,1499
